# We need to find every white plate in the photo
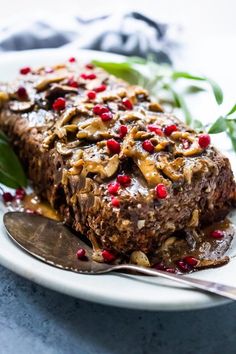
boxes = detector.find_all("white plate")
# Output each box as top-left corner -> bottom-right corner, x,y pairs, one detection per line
0,48 -> 236,311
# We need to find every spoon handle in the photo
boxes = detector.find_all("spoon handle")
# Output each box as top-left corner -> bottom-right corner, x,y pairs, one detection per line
112,264 -> 236,301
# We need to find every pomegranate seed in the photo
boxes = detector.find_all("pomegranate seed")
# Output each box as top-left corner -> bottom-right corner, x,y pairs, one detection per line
17,86 -> 28,99
86,63 -> 94,69
76,248 -> 86,259
210,229 -> 224,239
102,250 -> 116,262
80,73 -> 88,79
153,262 -> 166,270
183,256 -> 199,267
68,57 -> 76,63
111,197 -> 120,207
166,268 -> 176,273
52,97 -> 66,111
2,192 -> 14,203
117,175 -> 131,187
99,107 -> 109,115
164,124 -> 178,136
67,77 -> 79,88
119,125 -> 128,138
100,112 -> 113,121
122,98 -> 133,110
15,188 -> 26,200
155,183 -> 168,199
20,66 -> 31,75
176,260 -> 191,272
95,84 -> 107,93
87,73 -> 97,80
87,91 -> 97,100
198,134 -> 211,148
147,124 -> 163,136
107,139 -> 121,154
108,182 -> 120,195
93,104 -> 109,115
142,140 -> 154,153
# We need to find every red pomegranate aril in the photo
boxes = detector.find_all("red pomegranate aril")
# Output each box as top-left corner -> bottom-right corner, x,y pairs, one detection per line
93,104 -> 102,115
183,256 -> 199,267
164,124 -> 178,136
210,229 -> 224,239
119,125 -> 128,138
93,104 -> 109,115
95,84 -> 107,93
87,90 -> 97,100
68,77 -> 79,88
142,140 -> 154,153
108,182 -> 120,195
15,188 -> 26,200
76,248 -> 86,259
198,134 -> 211,149
17,86 -> 28,99
100,111 -> 113,121
52,97 -> 66,111
111,197 -> 120,207
153,262 -> 166,271
147,124 -> 163,136
107,139 -> 121,154
155,183 -> 168,199
2,192 -> 14,203
20,66 -> 31,75
86,63 -> 94,69
87,73 -> 97,80
122,98 -> 133,110
80,73 -> 88,79
176,260 -> 191,272
117,175 -> 131,187
102,250 -> 116,262
68,57 -> 76,63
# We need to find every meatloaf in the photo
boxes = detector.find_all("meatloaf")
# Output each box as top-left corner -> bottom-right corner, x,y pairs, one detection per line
0,60 -> 235,258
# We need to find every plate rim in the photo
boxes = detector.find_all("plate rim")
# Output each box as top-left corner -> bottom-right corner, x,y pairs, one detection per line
0,48 -> 234,311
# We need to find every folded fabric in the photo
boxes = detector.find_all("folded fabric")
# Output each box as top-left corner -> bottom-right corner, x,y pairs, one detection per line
0,12 -> 178,63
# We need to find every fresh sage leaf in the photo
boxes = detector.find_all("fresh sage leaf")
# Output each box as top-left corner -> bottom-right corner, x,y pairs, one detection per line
192,119 -> 204,129
226,104 -> 236,117
172,72 -> 223,105
184,85 -> 206,94
172,71 -> 205,81
92,60 -> 141,85
226,121 -> 236,151
0,140 -> 27,188
205,77 -> 223,105
208,116 -> 227,134
171,89 -> 192,125
0,130 -> 8,143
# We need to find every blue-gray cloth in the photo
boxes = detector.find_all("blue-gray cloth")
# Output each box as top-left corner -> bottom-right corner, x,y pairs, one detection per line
0,12 -> 176,63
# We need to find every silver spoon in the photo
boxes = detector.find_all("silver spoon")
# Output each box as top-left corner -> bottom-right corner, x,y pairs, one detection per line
3,211 -> 236,301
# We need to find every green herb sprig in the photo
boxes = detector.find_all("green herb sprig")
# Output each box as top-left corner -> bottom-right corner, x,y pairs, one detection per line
0,132 -> 27,188
92,56 -> 236,151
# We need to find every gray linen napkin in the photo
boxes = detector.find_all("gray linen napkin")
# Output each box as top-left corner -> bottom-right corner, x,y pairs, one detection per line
0,12 -> 178,63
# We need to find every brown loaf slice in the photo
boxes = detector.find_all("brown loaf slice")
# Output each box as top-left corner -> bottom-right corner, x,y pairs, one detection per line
0,62 -> 235,256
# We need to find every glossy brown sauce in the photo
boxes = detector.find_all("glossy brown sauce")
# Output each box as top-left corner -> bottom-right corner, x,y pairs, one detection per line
7,192 -> 235,273
23,193 -> 61,221
152,219 -> 235,272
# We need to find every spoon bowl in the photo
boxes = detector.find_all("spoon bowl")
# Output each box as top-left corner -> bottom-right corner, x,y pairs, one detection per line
3,211 -> 236,301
